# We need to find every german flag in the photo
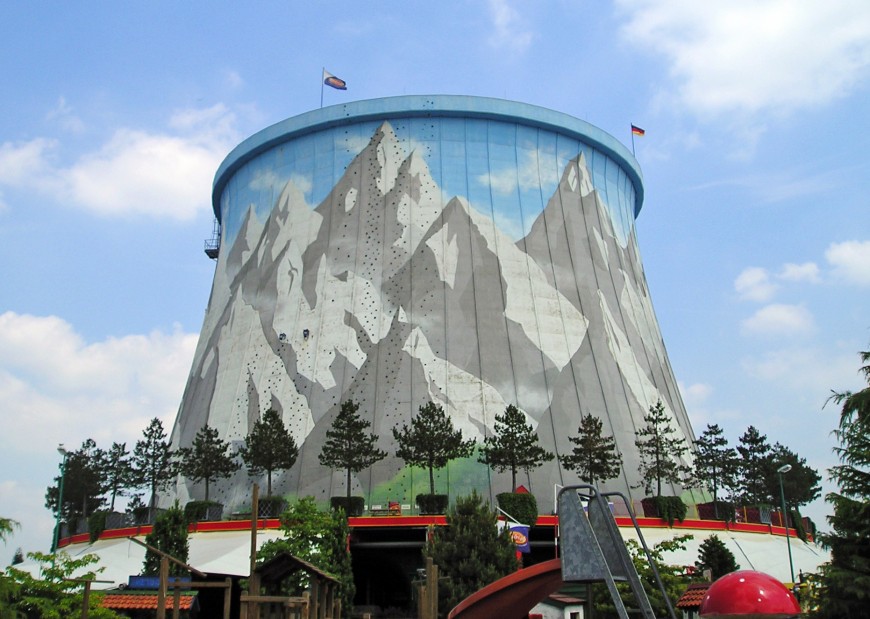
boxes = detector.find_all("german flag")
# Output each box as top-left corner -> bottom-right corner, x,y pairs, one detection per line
631,124 -> 645,136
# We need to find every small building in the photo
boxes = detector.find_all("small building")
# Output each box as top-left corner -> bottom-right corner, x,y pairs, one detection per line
675,582 -> 711,619
529,591 -> 585,619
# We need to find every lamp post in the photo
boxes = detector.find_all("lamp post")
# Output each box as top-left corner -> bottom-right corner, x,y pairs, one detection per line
777,463 -> 795,585
51,444 -> 69,553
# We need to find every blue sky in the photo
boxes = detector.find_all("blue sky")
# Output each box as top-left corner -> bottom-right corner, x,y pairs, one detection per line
2,1 -> 869,563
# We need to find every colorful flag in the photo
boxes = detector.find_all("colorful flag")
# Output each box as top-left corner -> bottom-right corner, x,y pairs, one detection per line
631,124 -> 645,136
323,69 -> 347,90
508,524 -> 531,554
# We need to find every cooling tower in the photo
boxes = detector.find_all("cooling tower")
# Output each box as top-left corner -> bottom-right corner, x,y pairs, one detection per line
168,96 -> 695,512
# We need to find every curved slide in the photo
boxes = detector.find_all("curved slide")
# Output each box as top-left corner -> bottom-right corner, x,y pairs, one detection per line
447,559 -> 564,619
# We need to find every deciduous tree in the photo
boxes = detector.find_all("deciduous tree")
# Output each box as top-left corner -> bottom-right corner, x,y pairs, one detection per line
560,413 -> 623,486
258,497 -> 354,613
634,400 -> 692,497
392,401 -> 475,496
765,442 -> 821,511
45,439 -> 106,522
177,425 -> 239,502
238,409 -> 299,497
318,400 -> 387,500
479,404 -> 554,491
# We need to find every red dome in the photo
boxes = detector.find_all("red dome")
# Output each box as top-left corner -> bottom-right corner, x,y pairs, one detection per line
700,570 -> 800,618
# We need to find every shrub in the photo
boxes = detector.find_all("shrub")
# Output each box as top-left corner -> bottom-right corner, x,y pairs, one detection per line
697,500 -> 735,522
496,492 -> 539,525
643,496 -> 687,526
184,500 -> 222,522
416,494 -> 449,514
329,496 -> 364,517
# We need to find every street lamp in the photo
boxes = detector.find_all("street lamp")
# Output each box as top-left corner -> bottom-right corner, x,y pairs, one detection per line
777,463 -> 795,585
51,444 -> 69,553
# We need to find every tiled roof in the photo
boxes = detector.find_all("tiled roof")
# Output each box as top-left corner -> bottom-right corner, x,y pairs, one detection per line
676,583 -> 711,609
100,591 -> 197,611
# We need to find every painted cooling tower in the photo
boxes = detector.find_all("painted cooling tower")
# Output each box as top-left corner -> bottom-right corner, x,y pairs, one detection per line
169,96 -> 695,511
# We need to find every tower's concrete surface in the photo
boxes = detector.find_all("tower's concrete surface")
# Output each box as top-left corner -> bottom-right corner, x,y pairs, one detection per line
168,96 -> 695,512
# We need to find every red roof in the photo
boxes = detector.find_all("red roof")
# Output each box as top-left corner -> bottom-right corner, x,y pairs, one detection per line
676,583 -> 710,609
100,592 -> 197,611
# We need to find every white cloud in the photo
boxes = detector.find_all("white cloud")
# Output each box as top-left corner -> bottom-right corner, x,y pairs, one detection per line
0,311 -> 197,559
617,0 -> 870,116
487,0 -> 533,52
779,262 -> 821,283
740,303 -> 814,336
742,346 -> 863,393
825,240 -> 870,284
735,267 -> 777,301
0,104 -> 237,221
0,138 -> 58,188
45,96 -> 85,133
477,148 -> 558,195
0,311 -> 197,455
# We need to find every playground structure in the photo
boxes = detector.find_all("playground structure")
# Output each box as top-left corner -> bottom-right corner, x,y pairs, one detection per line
449,485 -> 678,619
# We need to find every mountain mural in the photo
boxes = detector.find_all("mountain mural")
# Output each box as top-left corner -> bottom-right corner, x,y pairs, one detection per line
168,120 -> 696,511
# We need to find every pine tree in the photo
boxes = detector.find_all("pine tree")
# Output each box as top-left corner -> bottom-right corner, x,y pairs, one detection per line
634,400 -> 692,496
392,401 -> 476,496
132,419 -> 175,509
238,409 -> 299,497
425,491 -> 517,616
560,413 -> 623,486
694,424 -> 739,512
736,426 -> 774,505
318,400 -> 387,500
100,442 -> 134,512
695,534 -> 739,579
177,425 -> 240,502
478,404 -> 554,491
143,503 -> 189,577
812,349 -> 870,618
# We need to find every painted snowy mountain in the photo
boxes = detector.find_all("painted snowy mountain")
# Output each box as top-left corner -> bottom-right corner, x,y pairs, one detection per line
168,121 -> 694,510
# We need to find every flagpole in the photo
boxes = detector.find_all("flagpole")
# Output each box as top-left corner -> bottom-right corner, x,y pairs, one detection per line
631,126 -> 636,156
320,67 -> 324,108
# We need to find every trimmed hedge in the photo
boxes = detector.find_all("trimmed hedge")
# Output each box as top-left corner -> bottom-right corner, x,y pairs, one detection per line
496,492 -> 539,526
330,496 -> 365,517
642,496 -> 687,526
697,500 -> 736,522
184,500 -> 223,522
416,494 -> 449,515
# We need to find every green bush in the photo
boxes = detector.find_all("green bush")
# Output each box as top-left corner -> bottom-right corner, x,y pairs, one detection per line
329,496 -> 364,517
416,494 -> 449,514
643,496 -> 687,526
88,510 -> 108,543
184,500 -> 222,522
496,492 -> 539,525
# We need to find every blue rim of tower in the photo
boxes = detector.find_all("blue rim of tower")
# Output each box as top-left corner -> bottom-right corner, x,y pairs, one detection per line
212,95 -> 644,223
